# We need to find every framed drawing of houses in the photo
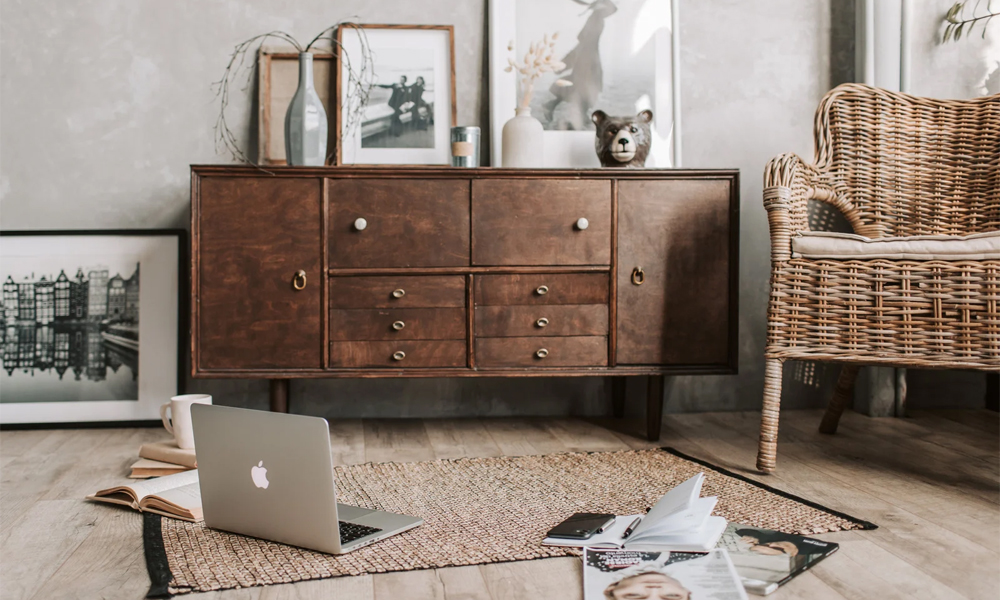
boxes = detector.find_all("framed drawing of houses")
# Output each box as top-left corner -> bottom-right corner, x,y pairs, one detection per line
0,230 -> 185,426
489,0 -> 681,168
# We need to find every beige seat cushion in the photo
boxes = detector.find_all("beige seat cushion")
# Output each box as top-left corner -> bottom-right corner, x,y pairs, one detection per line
791,230 -> 1000,260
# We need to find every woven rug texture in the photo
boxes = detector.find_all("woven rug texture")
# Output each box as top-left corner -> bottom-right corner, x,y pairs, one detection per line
153,448 -> 873,595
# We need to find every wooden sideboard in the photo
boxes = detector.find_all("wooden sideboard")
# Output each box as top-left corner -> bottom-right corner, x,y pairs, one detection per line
190,166 -> 739,439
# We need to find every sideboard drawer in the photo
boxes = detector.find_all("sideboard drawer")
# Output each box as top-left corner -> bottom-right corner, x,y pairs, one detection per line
330,308 -> 466,341
330,276 -> 466,309
330,340 -> 467,368
328,179 -> 470,268
472,179 -> 611,265
476,336 -> 608,368
475,273 -> 608,306
475,305 -> 608,337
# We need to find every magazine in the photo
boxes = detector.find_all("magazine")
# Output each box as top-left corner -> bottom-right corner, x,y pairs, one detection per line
584,548 -> 748,600
716,524 -> 839,595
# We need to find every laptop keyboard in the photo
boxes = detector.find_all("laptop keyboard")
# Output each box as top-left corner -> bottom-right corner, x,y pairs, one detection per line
339,521 -> 382,544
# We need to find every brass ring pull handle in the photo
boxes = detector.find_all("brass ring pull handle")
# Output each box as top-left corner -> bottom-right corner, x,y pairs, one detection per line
392,350 -> 406,361
392,289 -> 406,299
631,267 -> 645,286
536,317 -> 549,328
535,348 -> 549,359
292,270 -> 307,290
536,285 -> 549,296
392,321 -> 405,331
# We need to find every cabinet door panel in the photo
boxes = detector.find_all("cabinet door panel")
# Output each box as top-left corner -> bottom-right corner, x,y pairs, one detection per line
197,177 -> 322,370
616,179 -> 733,366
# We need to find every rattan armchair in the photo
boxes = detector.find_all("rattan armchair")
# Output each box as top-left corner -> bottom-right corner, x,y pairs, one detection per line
757,83 -> 999,473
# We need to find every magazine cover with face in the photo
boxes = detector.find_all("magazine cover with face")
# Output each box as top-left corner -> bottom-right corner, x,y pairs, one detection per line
583,548 -> 748,600
715,523 -> 839,595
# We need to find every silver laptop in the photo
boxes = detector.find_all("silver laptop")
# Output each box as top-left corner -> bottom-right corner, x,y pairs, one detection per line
191,404 -> 422,554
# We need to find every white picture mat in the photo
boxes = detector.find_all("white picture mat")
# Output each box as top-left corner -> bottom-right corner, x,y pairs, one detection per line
0,234 -> 179,424
340,27 -> 453,165
488,0 -> 679,168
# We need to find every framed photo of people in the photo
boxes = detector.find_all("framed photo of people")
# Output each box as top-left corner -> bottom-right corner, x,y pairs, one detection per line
0,230 -> 184,426
336,24 -> 457,165
489,0 -> 680,168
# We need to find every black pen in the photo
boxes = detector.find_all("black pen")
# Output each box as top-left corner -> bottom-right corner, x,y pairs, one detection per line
620,517 -> 642,540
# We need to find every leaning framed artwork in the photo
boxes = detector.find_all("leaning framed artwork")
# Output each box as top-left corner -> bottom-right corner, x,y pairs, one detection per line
489,0 -> 681,168
0,230 -> 185,426
336,24 -> 457,165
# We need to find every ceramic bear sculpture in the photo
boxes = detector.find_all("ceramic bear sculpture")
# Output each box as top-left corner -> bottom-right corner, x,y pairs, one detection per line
592,109 -> 653,168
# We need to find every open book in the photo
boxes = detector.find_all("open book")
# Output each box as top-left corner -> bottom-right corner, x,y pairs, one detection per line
86,470 -> 203,522
543,473 -> 727,552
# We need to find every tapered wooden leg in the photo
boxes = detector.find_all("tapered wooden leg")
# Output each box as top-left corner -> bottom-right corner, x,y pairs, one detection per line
756,359 -> 783,473
646,375 -> 665,442
987,373 -> 999,412
269,379 -> 289,413
818,364 -> 860,434
612,377 -> 627,418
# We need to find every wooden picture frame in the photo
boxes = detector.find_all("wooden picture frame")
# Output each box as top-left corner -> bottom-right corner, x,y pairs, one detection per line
335,24 -> 457,165
257,48 -> 337,166
0,229 -> 186,427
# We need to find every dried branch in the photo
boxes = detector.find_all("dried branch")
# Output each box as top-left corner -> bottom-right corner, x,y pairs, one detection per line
944,0 -> 998,42
504,32 -> 570,110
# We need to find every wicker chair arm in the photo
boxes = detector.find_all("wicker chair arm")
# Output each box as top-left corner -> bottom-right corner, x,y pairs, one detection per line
763,153 -> 868,261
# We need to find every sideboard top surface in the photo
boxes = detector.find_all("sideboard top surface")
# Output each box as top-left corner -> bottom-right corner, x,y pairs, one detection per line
191,165 -> 739,180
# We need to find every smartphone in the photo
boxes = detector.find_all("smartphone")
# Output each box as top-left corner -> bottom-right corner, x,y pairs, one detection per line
546,513 -> 616,540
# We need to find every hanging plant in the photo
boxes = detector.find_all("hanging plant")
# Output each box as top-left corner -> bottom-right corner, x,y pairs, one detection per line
213,22 -> 375,164
943,1 -> 998,42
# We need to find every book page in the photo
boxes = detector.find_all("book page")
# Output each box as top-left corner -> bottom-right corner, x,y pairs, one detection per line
149,482 -> 202,511
631,496 -> 717,541
630,472 -> 704,539
125,470 -> 199,502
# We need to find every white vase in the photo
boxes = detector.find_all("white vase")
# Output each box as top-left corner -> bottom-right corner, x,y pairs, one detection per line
501,107 -> 544,168
284,52 -> 328,166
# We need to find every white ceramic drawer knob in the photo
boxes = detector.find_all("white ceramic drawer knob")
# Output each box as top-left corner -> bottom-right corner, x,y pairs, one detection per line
354,217 -> 368,231
576,217 -> 589,230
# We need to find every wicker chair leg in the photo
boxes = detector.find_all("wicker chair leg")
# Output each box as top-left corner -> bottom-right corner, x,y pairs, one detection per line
818,364 -> 860,434
756,358 -> 784,473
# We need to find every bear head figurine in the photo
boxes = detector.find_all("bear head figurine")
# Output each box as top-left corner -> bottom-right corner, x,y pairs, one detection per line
592,109 -> 653,168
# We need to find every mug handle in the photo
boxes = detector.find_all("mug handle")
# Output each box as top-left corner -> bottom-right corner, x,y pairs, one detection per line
160,403 -> 174,435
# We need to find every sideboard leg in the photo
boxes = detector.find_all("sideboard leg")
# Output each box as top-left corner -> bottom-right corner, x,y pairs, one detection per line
611,377 -> 627,418
646,375 -> 665,442
987,373 -> 999,412
269,379 -> 289,413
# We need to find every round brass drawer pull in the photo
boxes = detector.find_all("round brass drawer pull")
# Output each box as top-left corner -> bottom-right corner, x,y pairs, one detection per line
392,321 -> 406,331
535,348 -> 549,359
292,270 -> 307,290
631,267 -> 645,286
576,217 -> 589,230
536,317 -> 549,328
392,289 -> 406,299
536,285 -> 549,296
392,351 -> 406,361
354,217 -> 368,231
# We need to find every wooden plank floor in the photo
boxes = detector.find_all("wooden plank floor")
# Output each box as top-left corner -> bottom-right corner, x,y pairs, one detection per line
1,409 -> 997,600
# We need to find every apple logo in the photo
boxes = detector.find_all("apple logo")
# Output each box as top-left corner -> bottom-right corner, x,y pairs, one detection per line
251,460 -> 269,489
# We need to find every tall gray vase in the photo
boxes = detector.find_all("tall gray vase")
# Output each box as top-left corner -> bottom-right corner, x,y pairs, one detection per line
284,52 -> 328,166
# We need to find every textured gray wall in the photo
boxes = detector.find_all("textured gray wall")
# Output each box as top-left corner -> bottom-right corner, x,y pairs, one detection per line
0,0 -> 993,417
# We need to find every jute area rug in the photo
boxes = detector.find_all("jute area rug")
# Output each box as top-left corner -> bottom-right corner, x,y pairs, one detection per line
143,448 -> 875,597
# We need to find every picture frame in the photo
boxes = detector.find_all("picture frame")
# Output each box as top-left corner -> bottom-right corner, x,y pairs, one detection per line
0,230 -> 185,427
488,0 -> 682,168
336,24 -> 457,165
257,48 -> 337,166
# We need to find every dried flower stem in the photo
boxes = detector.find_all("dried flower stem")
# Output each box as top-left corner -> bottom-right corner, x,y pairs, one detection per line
504,32 -> 569,110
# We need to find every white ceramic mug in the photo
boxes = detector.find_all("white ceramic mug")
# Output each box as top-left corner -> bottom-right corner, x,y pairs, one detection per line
160,394 -> 212,449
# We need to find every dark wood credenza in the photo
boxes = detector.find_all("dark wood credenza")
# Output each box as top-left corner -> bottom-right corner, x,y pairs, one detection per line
190,166 -> 739,439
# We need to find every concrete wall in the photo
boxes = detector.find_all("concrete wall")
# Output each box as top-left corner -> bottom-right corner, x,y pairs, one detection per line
1,0 -> 992,417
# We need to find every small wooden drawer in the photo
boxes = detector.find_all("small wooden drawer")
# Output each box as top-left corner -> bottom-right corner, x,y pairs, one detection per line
330,308 -> 466,341
476,336 -> 608,368
329,340 -> 467,368
475,273 -> 608,306
475,305 -> 608,337
328,179 -> 470,268
330,276 -> 466,309
472,179 -> 611,265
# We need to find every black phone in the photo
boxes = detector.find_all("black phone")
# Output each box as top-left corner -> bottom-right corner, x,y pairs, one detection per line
546,512 -> 617,540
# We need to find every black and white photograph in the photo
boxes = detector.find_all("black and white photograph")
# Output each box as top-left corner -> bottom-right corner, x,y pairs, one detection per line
337,25 -> 456,165
2,258 -> 140,403
362,48 -> 436,149
0,231 -> 182,425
